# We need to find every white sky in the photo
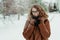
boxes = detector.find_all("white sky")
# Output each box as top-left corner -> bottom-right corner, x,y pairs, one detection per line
42,0 -> 56,3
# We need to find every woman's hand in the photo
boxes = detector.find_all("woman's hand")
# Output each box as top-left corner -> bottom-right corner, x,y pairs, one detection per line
30,19 -> 36,25
38,17 -> 47,23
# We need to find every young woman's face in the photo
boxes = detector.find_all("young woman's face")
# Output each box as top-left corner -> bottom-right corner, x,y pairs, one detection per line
32,8 -> 39,17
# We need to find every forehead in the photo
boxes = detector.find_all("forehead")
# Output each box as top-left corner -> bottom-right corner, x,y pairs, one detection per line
32,8 -> 37,11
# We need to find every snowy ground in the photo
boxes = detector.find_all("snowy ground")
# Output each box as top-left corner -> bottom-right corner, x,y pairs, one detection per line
0,12 -> 60,40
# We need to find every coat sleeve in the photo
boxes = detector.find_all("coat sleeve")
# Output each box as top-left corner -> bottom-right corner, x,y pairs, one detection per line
38,19 -> 51,39
22,20 -> 34,39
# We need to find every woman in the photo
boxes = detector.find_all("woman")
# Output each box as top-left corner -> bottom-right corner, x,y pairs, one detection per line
22,5 -> 51,40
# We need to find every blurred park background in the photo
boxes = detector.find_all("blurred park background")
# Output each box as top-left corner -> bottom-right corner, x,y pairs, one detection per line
0,0 -> 60,18
0,0 -> 60,40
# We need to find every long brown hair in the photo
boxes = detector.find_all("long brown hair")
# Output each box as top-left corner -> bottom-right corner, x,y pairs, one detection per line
28,5 -> 48,20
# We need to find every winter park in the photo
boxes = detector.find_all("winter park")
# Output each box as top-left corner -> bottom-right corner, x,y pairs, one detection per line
0,0 -> 60,40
